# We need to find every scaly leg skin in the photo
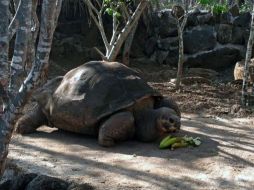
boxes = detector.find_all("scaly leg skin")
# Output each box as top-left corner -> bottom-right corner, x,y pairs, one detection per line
15,104 -> 47,134
98,112 -> 135,147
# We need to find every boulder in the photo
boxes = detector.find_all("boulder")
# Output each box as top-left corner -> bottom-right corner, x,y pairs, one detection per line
216,24 -> 233,44
157,37 -> 178,51
219,12 -> 234,25
197,13 -> 214,25
229,4 -> 240,17
186,12 -> 199,27
26,175 -> 69,190
243,28 -> 251,45
155,50 -> 169,64
151,10 -> 177,38
233,12 -> 251,27
183,26 -> 216,54
232,27 -> 244,45
165,48 -> 179,66
144,37 -> 157,56
186,8 -> 205,27
185,47 -> 241,70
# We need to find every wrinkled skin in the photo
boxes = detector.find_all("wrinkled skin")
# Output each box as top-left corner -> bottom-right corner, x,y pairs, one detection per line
16,61 -> 181,147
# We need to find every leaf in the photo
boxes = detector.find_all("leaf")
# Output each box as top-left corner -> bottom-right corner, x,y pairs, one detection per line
105,8 -> 114,16
193,137 -> 202,146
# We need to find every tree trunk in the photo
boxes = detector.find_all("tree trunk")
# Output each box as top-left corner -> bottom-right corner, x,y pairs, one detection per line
175,13 -> 188,90
0,0 -> 63,176
0,0 -> 10,112
107,0 -> 148,61
241,4 -> 254,106
9,0 -> 32,95
25,0 -> 39,74
122,22 -> 138,65
175,24 -> 184,90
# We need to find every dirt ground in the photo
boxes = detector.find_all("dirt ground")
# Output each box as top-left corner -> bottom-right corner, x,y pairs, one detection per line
2,60 -> 254,189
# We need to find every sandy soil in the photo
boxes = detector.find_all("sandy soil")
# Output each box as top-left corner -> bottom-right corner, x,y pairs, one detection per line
2,61 -> 254,189
7,114 -> 254,190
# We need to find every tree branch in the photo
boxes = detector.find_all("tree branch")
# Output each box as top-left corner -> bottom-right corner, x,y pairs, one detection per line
0,0 -> 63,176
84,0 -> 110,52
107,0 -> 148,61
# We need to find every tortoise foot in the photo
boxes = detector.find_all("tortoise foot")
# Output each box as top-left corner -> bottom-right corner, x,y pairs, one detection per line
15,104 -> 47,134
98,112 -> 135,147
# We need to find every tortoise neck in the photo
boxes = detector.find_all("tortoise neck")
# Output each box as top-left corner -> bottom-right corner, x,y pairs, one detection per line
134,109 -> 160,142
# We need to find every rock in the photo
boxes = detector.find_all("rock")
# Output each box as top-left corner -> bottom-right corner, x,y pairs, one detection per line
187,13 -> 199,27
56,21 -> 83,35
233,12 -> 251,27
25,175 -> 69,190
151,10 -> 177,38
144,37 -> 157,56
229,4 -> 240,17
197,13 -> 214,25
218,12 -> 234,25
130,40 -> 145,58
0,173 -> 38,190
0,180 -> 11,190
186,47 -> 241,70
217,24 -> 233,44
67,183 -> 95,190
183,26 -> 216,54
171,77 -> 212,85
157,37 -> 178,51
165,48 -> 179,66
243,28 -> 251,45
155,50 -> 169,64
11,173 -> 38,190
185,68 -> 219,79
232,27 -> 244,45
230,104 -> 241,114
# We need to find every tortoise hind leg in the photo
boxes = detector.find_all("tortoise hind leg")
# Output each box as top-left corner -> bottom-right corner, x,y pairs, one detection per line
98,112 -> 135,147
15,104 -> 47,134
154,96 -> 181,118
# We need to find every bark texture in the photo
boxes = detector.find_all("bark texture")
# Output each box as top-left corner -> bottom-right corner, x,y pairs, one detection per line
241,4 -> 254,106
84,0 -> 148,62
0,0 -> 63,176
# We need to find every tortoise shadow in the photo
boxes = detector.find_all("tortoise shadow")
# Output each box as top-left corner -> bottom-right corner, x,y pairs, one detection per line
18,115 -> 222,162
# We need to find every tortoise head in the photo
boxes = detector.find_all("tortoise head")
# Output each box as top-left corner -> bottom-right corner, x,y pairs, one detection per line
156,107 -> 181,134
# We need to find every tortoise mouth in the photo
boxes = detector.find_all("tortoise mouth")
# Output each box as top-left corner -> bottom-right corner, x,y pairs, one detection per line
160,126 -> 179,133
157,117 -> 181,134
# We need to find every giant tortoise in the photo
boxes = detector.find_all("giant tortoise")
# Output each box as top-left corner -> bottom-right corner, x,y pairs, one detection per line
16,61 -> 181,146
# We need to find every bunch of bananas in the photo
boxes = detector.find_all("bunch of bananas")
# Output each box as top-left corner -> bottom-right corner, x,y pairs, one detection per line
159,135 -> 201,150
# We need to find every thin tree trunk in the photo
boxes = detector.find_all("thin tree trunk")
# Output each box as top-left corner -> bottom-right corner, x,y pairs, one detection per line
9,0 -> 32,95
122,22 -> 138,65
175,14 -> 188,90
107,0 -> 148,61
25,0 -> 39,74
0,0 -> 10,112
242,4 -> 254,106
175,24 -> 184,90
0,0 -> 63,176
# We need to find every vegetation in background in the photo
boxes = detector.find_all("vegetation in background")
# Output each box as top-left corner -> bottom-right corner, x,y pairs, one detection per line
83,0 -> 149,63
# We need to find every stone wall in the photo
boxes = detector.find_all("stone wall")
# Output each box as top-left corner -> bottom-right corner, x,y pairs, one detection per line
53,6 -> 252,70
133,8 -> 251,70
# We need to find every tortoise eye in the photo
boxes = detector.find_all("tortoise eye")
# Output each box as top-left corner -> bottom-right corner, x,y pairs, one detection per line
169,118 -> 175,124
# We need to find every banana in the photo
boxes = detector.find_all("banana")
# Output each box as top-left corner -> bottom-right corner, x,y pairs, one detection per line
159,136 -> 182,149
171,141 -> 188,150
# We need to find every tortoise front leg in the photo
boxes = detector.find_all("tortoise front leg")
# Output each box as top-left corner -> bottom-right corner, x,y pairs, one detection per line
15,104 -> 47,134
98,112 -> 135,147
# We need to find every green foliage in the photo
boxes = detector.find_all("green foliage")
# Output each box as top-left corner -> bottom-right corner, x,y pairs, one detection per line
197,0 -> 228,14
103,0 -> 133,18
239,1 -> 253,13
212,4 -> 228,14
